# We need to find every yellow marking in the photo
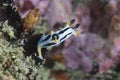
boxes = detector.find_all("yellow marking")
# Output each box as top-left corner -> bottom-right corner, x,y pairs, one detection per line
37,45 -> 44,60
54,38 -> 58,43
50,30 -> 54,34
66,21 -> 71,27
74,30 -> 81,36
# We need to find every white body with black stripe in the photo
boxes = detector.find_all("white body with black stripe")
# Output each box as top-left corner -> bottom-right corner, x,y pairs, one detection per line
37,19 -> 80,60
38,26 -> 76,48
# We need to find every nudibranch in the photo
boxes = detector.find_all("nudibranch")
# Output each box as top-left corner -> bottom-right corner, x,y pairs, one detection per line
37,19 -> 80,60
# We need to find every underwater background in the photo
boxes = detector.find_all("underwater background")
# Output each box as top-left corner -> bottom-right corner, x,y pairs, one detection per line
1,0 -> 120,80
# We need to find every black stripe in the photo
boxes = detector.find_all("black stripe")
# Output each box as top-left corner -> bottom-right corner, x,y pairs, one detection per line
44,42 -> 56,47
58,27 -> 70,34
60,32 -> 72,41
41,34 -> 51,42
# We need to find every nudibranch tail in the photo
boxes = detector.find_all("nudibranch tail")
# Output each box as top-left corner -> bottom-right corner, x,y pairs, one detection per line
37,45 -> 44,60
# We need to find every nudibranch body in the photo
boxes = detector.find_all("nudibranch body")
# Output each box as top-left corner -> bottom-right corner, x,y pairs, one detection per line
37,19 -> 80,60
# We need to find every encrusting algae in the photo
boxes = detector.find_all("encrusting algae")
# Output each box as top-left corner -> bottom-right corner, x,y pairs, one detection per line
0,20 -> 50,80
